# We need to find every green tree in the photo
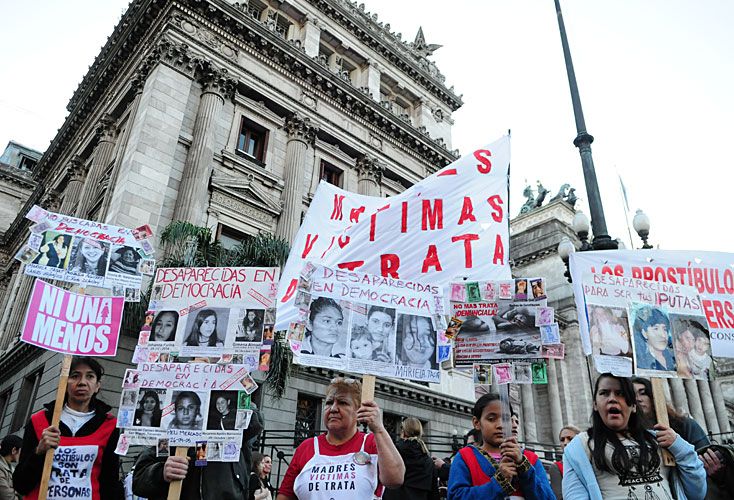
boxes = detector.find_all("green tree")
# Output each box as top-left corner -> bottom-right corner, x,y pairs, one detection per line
123,221 -> 293,398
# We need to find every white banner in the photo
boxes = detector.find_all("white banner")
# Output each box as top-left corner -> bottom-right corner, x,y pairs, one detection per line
570,250 -> 734,357
275,136 -> 512,330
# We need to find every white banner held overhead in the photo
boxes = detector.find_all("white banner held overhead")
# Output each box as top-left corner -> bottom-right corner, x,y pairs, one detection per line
570,250 -> 734,358
276,135 -> 512,330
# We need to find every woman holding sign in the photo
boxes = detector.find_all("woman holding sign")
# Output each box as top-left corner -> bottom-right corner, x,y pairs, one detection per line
13,356 -> 124,499
562,374 -> 706,500
277,377 -> 405,500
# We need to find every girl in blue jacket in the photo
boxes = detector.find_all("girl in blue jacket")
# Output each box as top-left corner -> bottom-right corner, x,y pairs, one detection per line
563,373 -> 706,500
447,393 -> 554,499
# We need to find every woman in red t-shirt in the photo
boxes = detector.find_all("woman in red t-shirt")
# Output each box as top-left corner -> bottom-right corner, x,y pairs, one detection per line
277,377 -> 405,500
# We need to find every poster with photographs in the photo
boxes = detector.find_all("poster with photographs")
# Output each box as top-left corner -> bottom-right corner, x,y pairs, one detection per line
288,264 -> 444,383
581,273 -> 712,379
18,206 -> 152,293
117,363 -> 257,457
452,298 -> 547,365
145,267 -> 278,364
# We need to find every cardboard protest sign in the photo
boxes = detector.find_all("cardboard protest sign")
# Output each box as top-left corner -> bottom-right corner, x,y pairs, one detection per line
21,279 -> 123,356
17,206 -> 153,295
570,250 -> 734,357
288,264 -> 445,383
117,363 -> 255,456
452,278 -> 551,366
145,267 -> 278,365
276,136 -> 512,331
581,273 -> 712,379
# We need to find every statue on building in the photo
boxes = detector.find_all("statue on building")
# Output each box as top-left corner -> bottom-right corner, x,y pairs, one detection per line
551,183 -> 570,202
519,185 -> 536,214
565,187 -> 578,208
534,181 -> 549,208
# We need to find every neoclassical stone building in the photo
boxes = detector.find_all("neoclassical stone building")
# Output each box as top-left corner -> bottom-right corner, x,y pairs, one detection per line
0,0 -> 477,454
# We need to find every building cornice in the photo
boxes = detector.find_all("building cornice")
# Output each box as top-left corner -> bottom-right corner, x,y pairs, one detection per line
306,0 -> 463,111
0,165 -> 35,190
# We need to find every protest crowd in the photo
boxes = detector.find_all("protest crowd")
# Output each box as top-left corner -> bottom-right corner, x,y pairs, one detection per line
2,142 -> 733,500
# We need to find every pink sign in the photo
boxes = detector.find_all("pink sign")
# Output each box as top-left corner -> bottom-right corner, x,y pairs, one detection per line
21,279 -> 123,356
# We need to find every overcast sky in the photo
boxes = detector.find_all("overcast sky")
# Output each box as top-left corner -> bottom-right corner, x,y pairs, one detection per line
1,0 -> 732,253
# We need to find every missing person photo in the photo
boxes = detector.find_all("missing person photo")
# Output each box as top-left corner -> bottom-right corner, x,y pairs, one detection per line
348,305 -> 396,363
165,390 -> 208,430
183,308 -> 231,348
301,296 -> 350,358
108,245 -> 142,276
68,238 -> 110,277
134,388 -> 166,428
670,314 -> 712,380
630,304 -> 676,373
588,305 -> 632,358
151,310 -> 179,343
33,231 -> 72,269
395,313 -> 438,370
236,308 -> 265,342
207,391 -> 238,430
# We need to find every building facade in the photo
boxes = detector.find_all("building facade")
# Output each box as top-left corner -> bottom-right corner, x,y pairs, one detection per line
0,0 -> 476,456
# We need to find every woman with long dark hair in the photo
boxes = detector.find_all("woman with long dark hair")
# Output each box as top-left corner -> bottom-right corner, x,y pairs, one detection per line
134,390 -> 162,428
563,373 -> 706,499
185,309 -> 223,347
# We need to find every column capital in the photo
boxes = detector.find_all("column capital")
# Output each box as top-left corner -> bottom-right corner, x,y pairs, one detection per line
95,114 -> 117,143
355,154 -> 383,183
67,155 -> 87,182
41,189 -> 62,213
284,112 -> 318,144
197,62 -> 237,101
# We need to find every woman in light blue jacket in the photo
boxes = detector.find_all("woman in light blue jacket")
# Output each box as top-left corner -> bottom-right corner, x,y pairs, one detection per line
563,373 -> 706,500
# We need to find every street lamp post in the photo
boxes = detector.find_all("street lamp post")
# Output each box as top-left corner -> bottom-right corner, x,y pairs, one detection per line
554,0 -> 617,251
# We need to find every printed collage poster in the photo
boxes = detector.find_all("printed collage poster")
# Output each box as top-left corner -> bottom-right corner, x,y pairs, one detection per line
16,206 -> 155,300
444,278 -> 558,397
569,249 -> 734,358
287,263 -> 447,383
582,273 -> 714,380
117,362 -> 258,459
139,266 -> 279,370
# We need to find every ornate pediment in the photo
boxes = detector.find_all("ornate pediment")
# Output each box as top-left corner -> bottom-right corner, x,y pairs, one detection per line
210,173 -> 282,220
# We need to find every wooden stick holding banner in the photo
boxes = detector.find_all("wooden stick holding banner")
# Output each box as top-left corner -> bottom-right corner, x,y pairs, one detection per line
362,374 -> 375,402
167,447 -> 190,500
651,377 -> 675,466
37,354 -> 72,500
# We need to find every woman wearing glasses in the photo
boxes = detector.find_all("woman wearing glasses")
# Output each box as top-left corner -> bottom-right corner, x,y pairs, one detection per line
277,378 -> 405,499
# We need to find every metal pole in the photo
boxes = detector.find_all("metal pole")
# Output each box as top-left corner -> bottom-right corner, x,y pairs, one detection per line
553,0 -> 617,250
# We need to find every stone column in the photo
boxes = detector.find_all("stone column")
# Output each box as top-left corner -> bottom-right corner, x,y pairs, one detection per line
173,66 -> 236,225
683,379 -> 707,432
77,114 -> 117,218
520,384 -> 537,443
60,155 -> 87,214
710,380 -> 731,432
101,79 -> 145,221
355,155 -> 382,196
697,379 -> 720,434
668,378 -> 690,415
276,113 -> 318,242
546,359 -> 564,439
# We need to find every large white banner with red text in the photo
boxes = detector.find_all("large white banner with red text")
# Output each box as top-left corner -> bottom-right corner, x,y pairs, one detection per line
570,250 -> 734,358
275,136 -> 512,330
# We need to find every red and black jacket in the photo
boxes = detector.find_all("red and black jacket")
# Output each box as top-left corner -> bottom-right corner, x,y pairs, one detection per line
13,400 -> 124,500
